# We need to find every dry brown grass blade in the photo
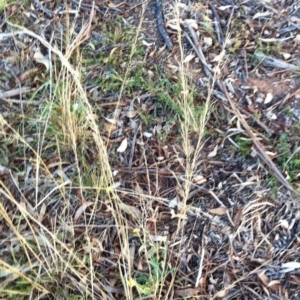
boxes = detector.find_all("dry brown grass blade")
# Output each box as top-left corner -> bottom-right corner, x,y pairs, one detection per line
65,2 -> 95,58
222,82 -> 300,197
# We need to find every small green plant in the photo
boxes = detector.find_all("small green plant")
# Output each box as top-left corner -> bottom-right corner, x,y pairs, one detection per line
2,278 -> 33,300
282,105 -> 293,117
233,134 -> 252,157
130,229 -> 171,298
275,129 -> 300,182
255,40 -> 283,55
143,73 -> 180,114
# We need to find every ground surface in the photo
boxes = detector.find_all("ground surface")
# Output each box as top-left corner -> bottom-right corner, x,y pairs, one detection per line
1,0 -> 300,299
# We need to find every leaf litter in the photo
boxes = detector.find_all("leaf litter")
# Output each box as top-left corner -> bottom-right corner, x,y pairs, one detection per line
1,0 -> 300,299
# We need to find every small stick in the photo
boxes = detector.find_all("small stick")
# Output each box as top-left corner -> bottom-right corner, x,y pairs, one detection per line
156,0 -> 173,51
254,52 -> 300,72
128,125 -> 140,169
226,3 -> 235,31
184,21 -> 212,76
184,21 -> 224,93
239,107 -> 275,136
223,82 -> 300,197
209,4 -> 225,47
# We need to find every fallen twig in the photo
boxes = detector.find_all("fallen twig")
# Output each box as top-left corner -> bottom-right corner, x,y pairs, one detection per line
223,82 -> 300,197
278,88 -> 300,109
209,4 -> 225,47
156,0 -> 173,50
254,52 -> 300,72
0,87 -> 32,99
128,124 -> 140,168
239,107 -> 275,136
184,20 -> 224,93
183,21 -> 212,76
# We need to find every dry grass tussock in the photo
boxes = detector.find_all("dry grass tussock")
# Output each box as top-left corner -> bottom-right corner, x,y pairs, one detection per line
0,1 -> 212,299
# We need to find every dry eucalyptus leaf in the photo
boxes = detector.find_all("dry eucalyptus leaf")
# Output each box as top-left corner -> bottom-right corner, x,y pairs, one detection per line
156,156 -> 164,161
281,52 -> 291,60
219,5 -> 232,10
103,47 -> 118,63
264,93 -> 273,104
170,209 -> 188,220
213,65 -> 221,75
18,68 -> 39,83
142,40 -> 153,47
253,11 -> 272,19
168,197 -> 178,208
183,19 -> 198,29
34,51 -> 50,71
117,138 -> 128,152
119,202 -> 142,219
267,280 -> 281,288
208,207 -> 228,215
294,34 -> 300,44
183,53 -> 195,63
143,132 -> 152,138
290,16 -> 300,23
14,39 -> 27,49
109,47 -> 118,57
104,117 -> 118,124
265,151 -> 276,157
125,110 -> 138,118
208,144 -> 218,158
212,50 -> 225,62
214,289 -> 229,298
279,219 -> 289,229
166,20 -> 182,32
174,288 -> 200,297
150,235 -> 167,242
106,182 -> 121,193
0,164 -> 10,174
38,203 -> 47,223
281,262 -> 300,272
193,175 -> 206,184
74,201 -> 94,222
108,1 -> 124,8
168,23 -> 182,31
203,36 -> 213,47
104,122 -> 117,133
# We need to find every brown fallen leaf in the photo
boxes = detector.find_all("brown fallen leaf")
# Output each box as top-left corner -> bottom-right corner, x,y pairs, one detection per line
208,144 -> 218,158
214,289 -> 229,298
74,201 -> 94,222
34,51 -> 51,71
233,208 -> 243,230
117,138 -> 128,152
18,68 -> 39,83
104,121 -> 117,133
119,202 -> 142,219
125,110 -> 138,118
174,288 -> 200,297
208,207 -> 228,215
258,270 -> 270,286
108,1 -> 125,8
38,203 -> 47,223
